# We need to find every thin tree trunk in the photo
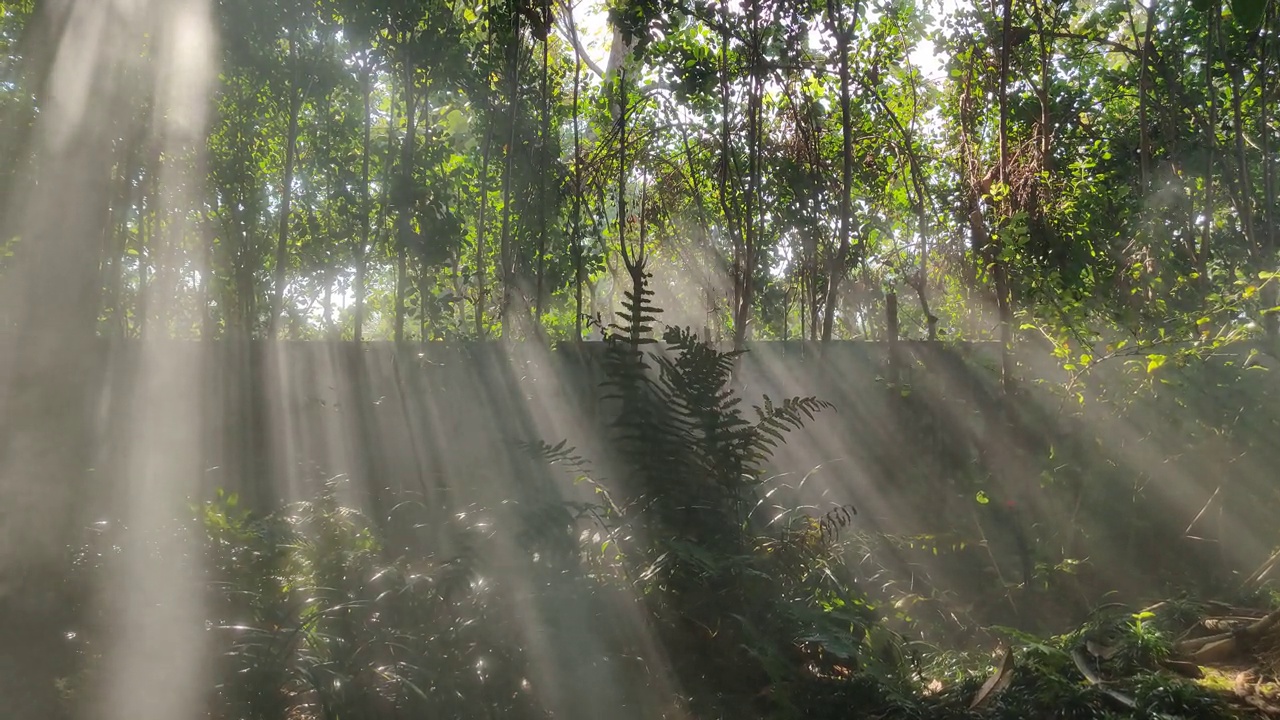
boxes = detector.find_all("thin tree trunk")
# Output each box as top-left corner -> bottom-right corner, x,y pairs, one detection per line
233,200 -> 257,336
373,70 -> 398,341
617,68 -> 629,316
907,170 -> 938,340
136,164 -> 157,337
782,286 -> 790,340
355,66 -> 373,342
200,215 -> 217,340
396,250 -> 407,341
269,42 -> 303,339
419,267 -> 429,340
474,122 -> 493,337
323,269 -> 334,337
822,0 -> 857,342
499,13 -> 520,338
572,51 -> 584,340
475,0 -> 494,338
227,199 -> 248,335
1199,11 -> 1216,284
395,57 -> 418,344
733,0 -> 765,351
996,0 -> 1015,393
886,289 -> 900,380
104,143 -> 136,337
535,2 -> 550,325
475,128 -> 492,337
717,0 -> 742,344
1231,67 -> 1255,258
1037,14 -> 1052,172
1262,19 -> 1276,346
211,193 -> 235,333
1137,0 -> 1156,194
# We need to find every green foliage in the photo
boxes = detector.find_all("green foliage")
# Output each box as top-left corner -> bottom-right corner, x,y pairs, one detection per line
523,270 -> 891,717
902,608 -> 1246,720
6,0 -> 1276,351
55,480 -> 548,719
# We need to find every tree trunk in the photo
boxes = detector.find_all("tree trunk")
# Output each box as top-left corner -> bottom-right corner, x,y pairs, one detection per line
535,4 -> 551,325
419,265 -> 430,340
323,268 -> 335,338
395,57 -> 418,344
1262,22 -> 1277,348
396,246 -> 407,342
1230,67 -> 1256,251
475,125 -> 492,338
136,159 -> 158,337
716,0 -> 743,346
572,52 -> 586,340
269,42 -> 303,339
733,0 -> 766,351
355,66 -> 372,342
230,199 -> 256,336
886,289 -> 901,381
1199,10 -> 1216,285
103,141 -> 137,337
1137,0 -> 1156,194
1254,31 -> 1274,348
200,215 -> 217,340
822,0 -> 857,342
996,0 -> 1015,394
617,69 -> 630,318
499,16 -> 520,338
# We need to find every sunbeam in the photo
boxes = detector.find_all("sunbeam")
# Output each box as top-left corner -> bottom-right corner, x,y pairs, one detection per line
3,0 -> 1280,716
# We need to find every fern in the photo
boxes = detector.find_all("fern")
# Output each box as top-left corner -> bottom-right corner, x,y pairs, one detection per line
563,271 -> 843,549
518,438 -> 594,477
523,269 -> 878,715
608,265 -> 662,348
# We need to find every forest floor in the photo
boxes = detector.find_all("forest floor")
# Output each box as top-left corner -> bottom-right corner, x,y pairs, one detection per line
908,595 -> 1280,719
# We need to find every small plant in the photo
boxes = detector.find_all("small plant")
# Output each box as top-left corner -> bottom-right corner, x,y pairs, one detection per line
1119,610 -> 1172,670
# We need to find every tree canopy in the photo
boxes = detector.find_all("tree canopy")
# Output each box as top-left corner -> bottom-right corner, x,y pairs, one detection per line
2,0 -> 1274,358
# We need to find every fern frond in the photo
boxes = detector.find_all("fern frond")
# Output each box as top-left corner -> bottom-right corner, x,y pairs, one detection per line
818,504 -> 859,544
518,439 -> 594,477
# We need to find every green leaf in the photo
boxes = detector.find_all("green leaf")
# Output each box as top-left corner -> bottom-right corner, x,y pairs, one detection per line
1230,0 -> 1268,27
976,491 -> 990,505
1146,354 -> 1167,373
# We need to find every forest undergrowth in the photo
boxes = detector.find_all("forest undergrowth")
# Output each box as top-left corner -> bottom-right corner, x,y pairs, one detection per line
49,272 -> 1280,720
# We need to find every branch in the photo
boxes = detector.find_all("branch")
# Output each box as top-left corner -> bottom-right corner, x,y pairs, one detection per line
1044,30 -> 1139,57
554,0 -> 606,78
